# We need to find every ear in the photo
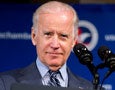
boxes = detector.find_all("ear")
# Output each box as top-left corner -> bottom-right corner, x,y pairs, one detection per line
31,28 -> 36,46
72,37 -> 77,48
72,29 -> 78,48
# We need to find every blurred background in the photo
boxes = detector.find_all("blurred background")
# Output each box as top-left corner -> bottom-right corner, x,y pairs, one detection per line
0,0 -> 115,4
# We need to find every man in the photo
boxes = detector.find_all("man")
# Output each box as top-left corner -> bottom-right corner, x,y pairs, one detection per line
0,1 -> 93,90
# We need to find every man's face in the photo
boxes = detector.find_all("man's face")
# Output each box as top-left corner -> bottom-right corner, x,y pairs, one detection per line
31,12 -> 76,71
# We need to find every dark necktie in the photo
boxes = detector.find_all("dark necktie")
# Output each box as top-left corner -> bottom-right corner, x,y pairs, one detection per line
48,70 -> 61,87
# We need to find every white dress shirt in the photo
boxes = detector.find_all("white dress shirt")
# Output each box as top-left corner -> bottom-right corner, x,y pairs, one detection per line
36,57 -> 68,87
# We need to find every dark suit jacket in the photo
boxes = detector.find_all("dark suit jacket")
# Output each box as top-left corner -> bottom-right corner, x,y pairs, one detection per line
0,62 -> 93,90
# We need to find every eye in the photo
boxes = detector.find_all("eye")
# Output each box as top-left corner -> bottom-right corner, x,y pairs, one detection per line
60,34 -> 68,38
59,34 -> 69,41
44,32 -> 52,36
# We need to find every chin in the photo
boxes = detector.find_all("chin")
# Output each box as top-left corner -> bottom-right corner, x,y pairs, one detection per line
48,62 -> 61,70
49,65 -> 61,71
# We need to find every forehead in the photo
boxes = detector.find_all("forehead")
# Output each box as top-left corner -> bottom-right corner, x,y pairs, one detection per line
38,14 -> 73,32
38,11 -> 74,26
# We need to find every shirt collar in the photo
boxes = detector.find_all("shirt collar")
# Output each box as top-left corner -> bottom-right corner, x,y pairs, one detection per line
59,62 -> 68,81
36,57 -> 68,81
36,57 -> 49,78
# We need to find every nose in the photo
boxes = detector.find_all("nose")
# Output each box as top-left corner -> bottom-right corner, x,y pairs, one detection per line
50,36 -> 60,49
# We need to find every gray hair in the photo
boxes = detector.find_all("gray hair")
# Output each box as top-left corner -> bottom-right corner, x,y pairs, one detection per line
32,1 -> 79,35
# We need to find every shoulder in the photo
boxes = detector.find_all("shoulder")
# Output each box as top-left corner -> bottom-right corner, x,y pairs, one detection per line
0,66 -> 26,83
0,74 -> 17,90
0,62 -> 36,77
0,62 -> 36,90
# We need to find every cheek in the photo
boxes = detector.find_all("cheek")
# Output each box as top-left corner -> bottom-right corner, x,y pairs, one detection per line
36,39 -> 51,59
62,40 -> 74,51
36,41 -> 47,54
35,38 -> 46,56
36,44 -> 47,64
64,40 -> 75,54
62,42 -> 73,57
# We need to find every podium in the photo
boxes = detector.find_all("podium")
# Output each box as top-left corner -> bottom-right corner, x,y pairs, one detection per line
11,83 -> 91,90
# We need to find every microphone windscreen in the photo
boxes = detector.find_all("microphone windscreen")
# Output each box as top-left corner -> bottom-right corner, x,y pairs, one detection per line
73,43 -> 93,65
73,43 -> 86,57
98,46 -> 112,61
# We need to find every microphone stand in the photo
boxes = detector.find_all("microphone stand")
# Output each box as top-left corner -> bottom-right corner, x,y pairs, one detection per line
95,62 -> 114,90
87,64 -> 99,90
92,73 -> 99,90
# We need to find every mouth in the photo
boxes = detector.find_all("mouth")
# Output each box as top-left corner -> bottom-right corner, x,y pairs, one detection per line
46,52 -> 63,56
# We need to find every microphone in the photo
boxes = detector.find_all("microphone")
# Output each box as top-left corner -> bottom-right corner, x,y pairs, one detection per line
73,43 -> 96,76
98,46 -> 115,90
73,43 -> 99,90
98,46 -> 115,78
98,45 -> 112,62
